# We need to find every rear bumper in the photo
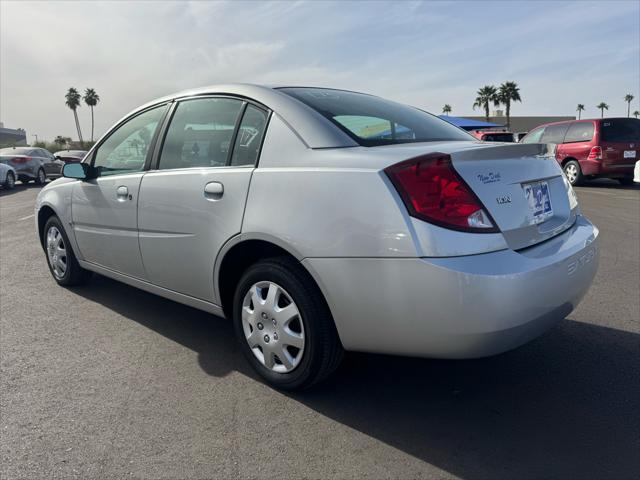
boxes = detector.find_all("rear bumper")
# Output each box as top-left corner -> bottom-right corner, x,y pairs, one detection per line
581,158 -> 634,177
304,215 -> 599,358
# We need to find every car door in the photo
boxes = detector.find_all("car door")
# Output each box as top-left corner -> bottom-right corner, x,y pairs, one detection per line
39,149 -> 63,177
138,97 -> 269,302
71,104 -> 168,279
558,121 -> 595,164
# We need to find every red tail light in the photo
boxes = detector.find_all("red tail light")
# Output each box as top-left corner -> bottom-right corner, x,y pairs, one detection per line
587,146 -> 602,160
11,156 -> 31,164
384,153 -> 498,233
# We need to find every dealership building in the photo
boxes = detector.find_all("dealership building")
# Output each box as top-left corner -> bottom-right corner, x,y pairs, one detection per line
0,122 -> 27,146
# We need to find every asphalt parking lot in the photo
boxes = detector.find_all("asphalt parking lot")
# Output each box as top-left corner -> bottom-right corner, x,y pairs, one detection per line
1,180 -> 639,480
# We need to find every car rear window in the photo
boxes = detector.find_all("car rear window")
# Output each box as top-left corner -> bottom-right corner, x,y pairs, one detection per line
482,133 -> 514,142
600,119 -> 640,142
563,122 -> 594,143
279,87 -> 472,146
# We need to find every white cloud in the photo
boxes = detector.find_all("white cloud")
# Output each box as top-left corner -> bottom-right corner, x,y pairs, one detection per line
0,0 -> 638,142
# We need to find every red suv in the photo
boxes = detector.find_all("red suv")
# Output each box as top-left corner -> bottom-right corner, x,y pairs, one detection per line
521,118 -> 640,185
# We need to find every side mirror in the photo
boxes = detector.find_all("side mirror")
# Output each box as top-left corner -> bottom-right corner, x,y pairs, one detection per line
62,162 -> 92,180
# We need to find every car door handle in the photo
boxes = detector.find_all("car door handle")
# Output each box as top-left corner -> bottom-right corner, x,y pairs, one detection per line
116,185 -> 130,201
204,181 -> 224,200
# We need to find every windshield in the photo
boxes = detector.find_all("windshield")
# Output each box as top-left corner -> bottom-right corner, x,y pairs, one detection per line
279,87 -> 473,146
600,119 -> 640,142
0,147 -> 32,155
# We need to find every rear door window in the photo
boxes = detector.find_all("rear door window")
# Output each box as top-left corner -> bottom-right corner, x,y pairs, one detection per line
600,119 -> 640,142
540,124 -> 569,144
159,97 -> 244,170
563,122 -> 595,143
230,105 -> 269,167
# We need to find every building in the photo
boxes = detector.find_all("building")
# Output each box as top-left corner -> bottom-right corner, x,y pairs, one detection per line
0,122 -> 27,146
464,111 -> 575,134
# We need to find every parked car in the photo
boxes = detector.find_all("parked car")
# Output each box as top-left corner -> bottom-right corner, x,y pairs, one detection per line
0,147 -> 63,184
634,160 -> 640,183
0,162 -> 17,190
521,118 -> 640,185
54,150 -> 88,164
35,84 -> 599,389
469,129 -> 515,142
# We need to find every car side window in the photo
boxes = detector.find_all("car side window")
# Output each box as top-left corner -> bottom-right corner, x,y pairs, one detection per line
521,127 -> 544,144
564,122 -> 595,143
159,98 -> 244,170
540,124 -> 569,144
92,104 -> 167,176
230,105 -> 269,167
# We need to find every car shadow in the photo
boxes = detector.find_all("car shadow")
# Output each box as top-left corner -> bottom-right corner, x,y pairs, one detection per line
577,178 -> 639,190
73,274 -> 639,479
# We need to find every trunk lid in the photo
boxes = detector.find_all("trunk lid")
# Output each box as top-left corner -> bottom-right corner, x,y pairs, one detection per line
450,142 -> 577,250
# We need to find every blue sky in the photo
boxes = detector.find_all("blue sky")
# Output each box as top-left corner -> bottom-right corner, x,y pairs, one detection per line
1,0 -> 638,141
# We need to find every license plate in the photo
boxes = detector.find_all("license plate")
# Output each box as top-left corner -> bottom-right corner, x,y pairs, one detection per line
624,150 -> 636,159
523,181 -> 553,224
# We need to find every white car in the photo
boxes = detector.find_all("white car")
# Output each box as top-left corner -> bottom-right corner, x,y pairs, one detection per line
0,162 -> 16,189
634,160 -> 640,183
35,84 -> 599,389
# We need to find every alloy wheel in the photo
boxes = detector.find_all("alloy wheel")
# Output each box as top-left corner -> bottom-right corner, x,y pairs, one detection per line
46,226 -> 67,279
241,281 -> 305,373
38,169 -> 46,184
6,172 -> 14,188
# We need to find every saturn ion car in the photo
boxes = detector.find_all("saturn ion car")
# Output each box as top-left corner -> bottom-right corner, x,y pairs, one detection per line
35,84 -> 599,389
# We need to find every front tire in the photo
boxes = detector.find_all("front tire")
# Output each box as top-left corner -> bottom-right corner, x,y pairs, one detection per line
233,257 -> 343,390
43,216 -> 92,286
563,160 -> 584,186
3,171 -> 15,190
35,168 -> 47,185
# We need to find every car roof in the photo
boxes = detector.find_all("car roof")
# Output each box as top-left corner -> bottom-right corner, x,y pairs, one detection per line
121,83 -> 359,149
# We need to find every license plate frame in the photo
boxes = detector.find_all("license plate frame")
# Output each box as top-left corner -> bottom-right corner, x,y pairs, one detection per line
523,180 -> 553,225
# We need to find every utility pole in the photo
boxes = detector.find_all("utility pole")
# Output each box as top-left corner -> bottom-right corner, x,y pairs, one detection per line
32,134 -> 38,144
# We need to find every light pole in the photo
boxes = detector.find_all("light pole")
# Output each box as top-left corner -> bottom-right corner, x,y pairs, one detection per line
32,134 -> 38,144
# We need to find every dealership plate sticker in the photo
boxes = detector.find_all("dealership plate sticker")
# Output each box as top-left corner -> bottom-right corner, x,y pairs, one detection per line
523,181 -> 553,224
624,150 -> 636,159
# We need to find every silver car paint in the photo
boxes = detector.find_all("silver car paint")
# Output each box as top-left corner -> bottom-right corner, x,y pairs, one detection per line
35,84 -> 599,358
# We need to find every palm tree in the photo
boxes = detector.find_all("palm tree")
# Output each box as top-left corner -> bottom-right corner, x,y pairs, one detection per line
65,88 -> 83,143
54,135 -> 67,148
624,94 -> 634,117
442,104 -> 452,115
576,104 -> 585,120
497,81 -> 521,129
83,88 -> 100,142
634,110 -> 640,119
473,85 -> 499,122
596,102 -> 609,118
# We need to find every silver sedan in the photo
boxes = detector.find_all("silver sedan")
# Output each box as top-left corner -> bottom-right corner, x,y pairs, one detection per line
35,84 -> 599,389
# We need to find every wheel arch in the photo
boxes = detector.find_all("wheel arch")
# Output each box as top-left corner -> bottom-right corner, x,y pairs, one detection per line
37,205 -> 58,248
561,156 -> 578,167
215,234 -> 326,321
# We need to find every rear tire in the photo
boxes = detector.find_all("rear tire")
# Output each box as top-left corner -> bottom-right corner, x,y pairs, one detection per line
563,160 -> 584,186
35,168 -> 47,185
3,171 -> 15,190
233,257 -> 343,390
43,216 -> 92,286
618,177 -> 634,186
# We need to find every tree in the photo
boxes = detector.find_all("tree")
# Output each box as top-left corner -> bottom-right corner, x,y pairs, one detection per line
497,81 -> 521,129
634,110 -> 640,119
83,88 -> 100,142
442,104 -> 452,115
54,135 -> 71,148
473,85 -> 499,122
624,94 -> 634,118
596,102 -> 609,118
576,104 -> 585,120
65,88 -> 83,143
